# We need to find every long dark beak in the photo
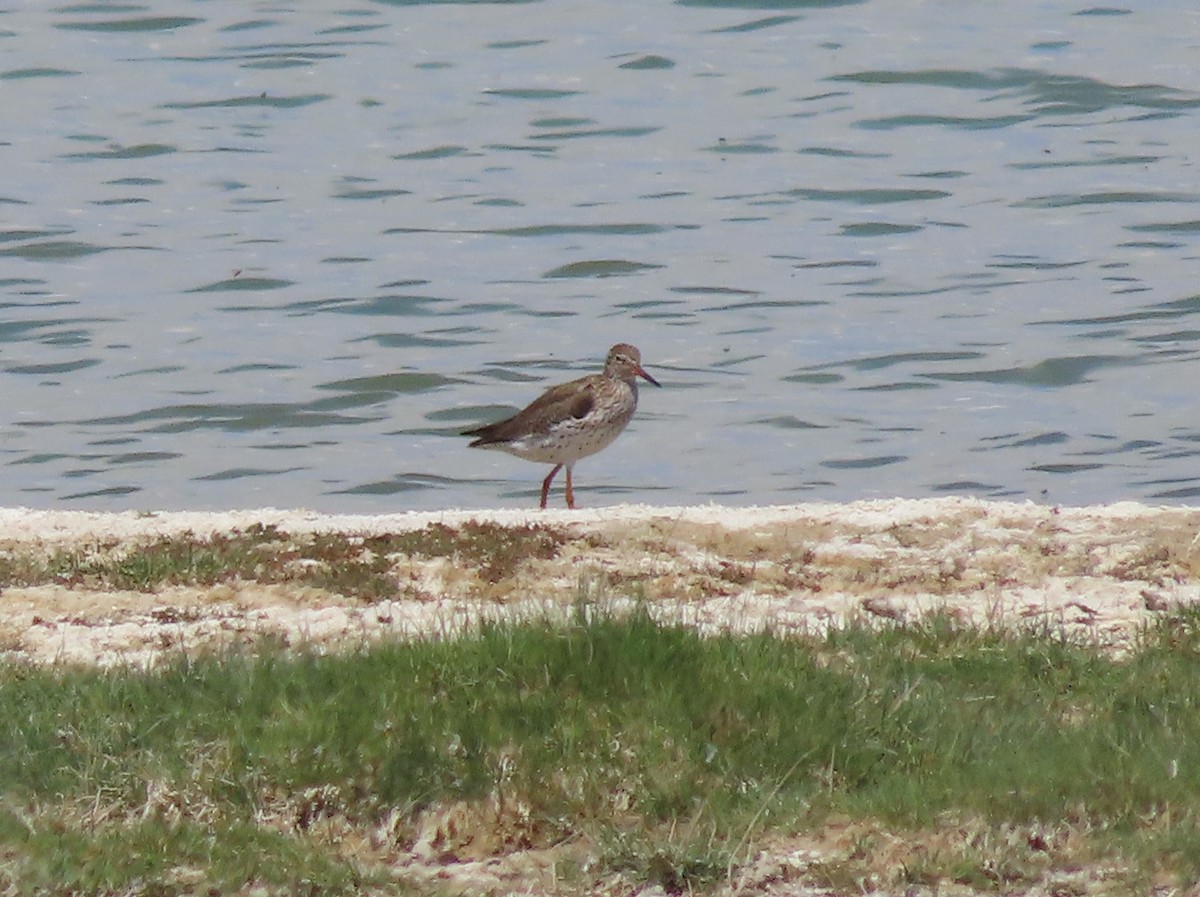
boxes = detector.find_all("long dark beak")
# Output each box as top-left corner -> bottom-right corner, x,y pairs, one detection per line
636,364 -> 661,388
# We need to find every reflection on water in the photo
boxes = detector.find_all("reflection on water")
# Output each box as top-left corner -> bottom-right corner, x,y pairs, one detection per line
1,2 -> 1199,510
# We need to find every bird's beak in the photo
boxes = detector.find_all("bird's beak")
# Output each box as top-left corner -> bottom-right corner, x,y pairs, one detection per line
637,365 -> 661,388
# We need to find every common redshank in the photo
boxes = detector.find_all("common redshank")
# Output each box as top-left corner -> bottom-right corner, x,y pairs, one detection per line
462,343 -> 661,509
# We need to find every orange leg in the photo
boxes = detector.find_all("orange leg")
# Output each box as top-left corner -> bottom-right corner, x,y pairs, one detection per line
540,464 -> 563,509
565,465 -> 576,509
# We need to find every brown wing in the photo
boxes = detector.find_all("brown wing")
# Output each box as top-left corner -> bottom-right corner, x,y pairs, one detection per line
463,375 -> 597,445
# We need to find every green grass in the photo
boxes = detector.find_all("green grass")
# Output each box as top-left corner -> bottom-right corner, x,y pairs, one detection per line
3,607 -> 1200,893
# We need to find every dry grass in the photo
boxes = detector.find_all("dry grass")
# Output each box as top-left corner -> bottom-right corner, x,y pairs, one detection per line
1,503 -> 1198,610
0,520 -> 591,602
2,502 -> 1200,667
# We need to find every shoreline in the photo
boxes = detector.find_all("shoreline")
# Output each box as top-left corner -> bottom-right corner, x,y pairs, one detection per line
1,495 -> 1192,539
2,497 -> 1198,666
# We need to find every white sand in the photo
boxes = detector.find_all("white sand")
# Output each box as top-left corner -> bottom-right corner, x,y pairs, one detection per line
3,497 -> 1198,666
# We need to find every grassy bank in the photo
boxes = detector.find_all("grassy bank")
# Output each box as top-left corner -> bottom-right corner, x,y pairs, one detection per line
3,606 -> 1200,894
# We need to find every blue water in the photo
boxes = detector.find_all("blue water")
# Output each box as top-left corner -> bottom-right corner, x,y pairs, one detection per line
2,1 -> 1199,511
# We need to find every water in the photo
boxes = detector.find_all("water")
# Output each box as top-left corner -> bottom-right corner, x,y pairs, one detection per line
2,1 -> 1199,512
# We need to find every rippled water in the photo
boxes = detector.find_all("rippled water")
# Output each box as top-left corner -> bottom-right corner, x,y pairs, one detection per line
2,1 -> 1199,511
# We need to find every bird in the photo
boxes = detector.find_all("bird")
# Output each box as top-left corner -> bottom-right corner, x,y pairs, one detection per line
462,343 -> 660,509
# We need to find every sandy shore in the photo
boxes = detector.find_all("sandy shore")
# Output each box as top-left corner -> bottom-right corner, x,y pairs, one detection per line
3,497 -> 1199,667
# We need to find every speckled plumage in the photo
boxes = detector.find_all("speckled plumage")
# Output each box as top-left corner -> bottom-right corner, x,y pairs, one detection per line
462,343 -> 660,508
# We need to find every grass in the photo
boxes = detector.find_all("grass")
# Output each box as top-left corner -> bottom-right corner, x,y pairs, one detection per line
3,607 -> 1200,893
